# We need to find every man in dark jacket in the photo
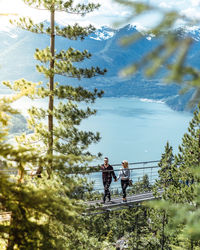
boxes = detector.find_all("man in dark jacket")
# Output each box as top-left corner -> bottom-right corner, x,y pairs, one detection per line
101,157 -> 117,203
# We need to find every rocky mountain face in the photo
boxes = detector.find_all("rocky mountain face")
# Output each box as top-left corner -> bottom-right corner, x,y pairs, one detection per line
1,23 -> 200,111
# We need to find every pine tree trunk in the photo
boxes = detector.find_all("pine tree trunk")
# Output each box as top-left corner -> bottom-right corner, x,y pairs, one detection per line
48,6 -> 55,178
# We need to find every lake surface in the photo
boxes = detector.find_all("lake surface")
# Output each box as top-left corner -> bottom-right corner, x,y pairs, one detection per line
79,97 -> 193,190
13,96 -> 193,191
81,97 -> 192,164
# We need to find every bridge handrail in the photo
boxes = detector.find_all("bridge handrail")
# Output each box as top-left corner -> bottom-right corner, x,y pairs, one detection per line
86,160 -> 160,169
0,160 -> 160,175
111,160 -> 160,167
84,165 -> 160,174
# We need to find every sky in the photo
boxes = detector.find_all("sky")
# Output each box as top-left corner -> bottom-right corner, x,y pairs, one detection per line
0,0 -> 200,30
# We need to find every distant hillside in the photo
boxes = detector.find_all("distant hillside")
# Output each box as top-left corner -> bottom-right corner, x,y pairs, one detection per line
1,24 -> 199,111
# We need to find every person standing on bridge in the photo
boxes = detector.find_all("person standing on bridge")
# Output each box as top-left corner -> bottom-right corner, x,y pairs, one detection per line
101,157 -> 117,203
117,160 -> 130,202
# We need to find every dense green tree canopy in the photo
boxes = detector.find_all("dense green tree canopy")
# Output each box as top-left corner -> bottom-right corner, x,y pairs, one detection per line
0,0 -> 109,249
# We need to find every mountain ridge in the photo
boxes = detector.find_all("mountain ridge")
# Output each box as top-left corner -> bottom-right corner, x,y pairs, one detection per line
0,23 -> 199,111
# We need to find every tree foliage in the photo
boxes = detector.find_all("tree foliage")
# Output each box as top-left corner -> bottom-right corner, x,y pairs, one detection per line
0,89 -> 77,249
111,1 -> 200,247
148,105 -> 200,248
114,0 -> 200,106
8,0 -> 106,180
0,0 -> 109,249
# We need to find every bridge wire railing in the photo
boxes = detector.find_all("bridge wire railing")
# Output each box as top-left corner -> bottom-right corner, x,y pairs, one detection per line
0,160 -> 161,216
85,160 -> 160,193
0,160 -> 160,192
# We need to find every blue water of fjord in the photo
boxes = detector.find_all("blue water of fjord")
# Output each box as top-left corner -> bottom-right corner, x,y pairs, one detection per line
81,97 -> 192,163
79,97 -> 192,190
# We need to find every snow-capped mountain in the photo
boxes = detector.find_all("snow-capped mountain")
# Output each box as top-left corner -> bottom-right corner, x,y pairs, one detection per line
181,25 -> 200,41
1,23 -> 200,111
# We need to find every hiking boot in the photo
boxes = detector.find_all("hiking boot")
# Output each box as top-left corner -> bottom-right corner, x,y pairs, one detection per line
123,198 -> 127,202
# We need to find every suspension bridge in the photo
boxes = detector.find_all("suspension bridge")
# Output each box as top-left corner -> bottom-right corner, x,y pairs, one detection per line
0,159 -> 162,219
83,160 -> 162,215
86,160 -> 160,191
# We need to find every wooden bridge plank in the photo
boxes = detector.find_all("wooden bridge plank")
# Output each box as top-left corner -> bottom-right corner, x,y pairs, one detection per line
85,190 -> 163,212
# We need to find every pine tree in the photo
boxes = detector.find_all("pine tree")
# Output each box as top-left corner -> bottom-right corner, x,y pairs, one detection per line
177,104 -> 200,180
124,108 -> 200,249
155,141 -> 180,202
0,82 -> 105,249
0,0 -> 109,248
170,104 -> 200,203
0,88 -> 71,249
146,106 -> 200,248
8,0 -> 106,179
158,142 -> 174,188
155,105 -> 200,204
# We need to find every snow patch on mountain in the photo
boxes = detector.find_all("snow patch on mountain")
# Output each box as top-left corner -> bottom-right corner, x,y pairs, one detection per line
90,26 -> 116,40
183,25 -> 200,41
91,31 -> 115,40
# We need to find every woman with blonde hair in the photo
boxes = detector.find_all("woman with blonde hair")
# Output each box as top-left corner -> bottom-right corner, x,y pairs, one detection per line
117,160 -> 130,202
